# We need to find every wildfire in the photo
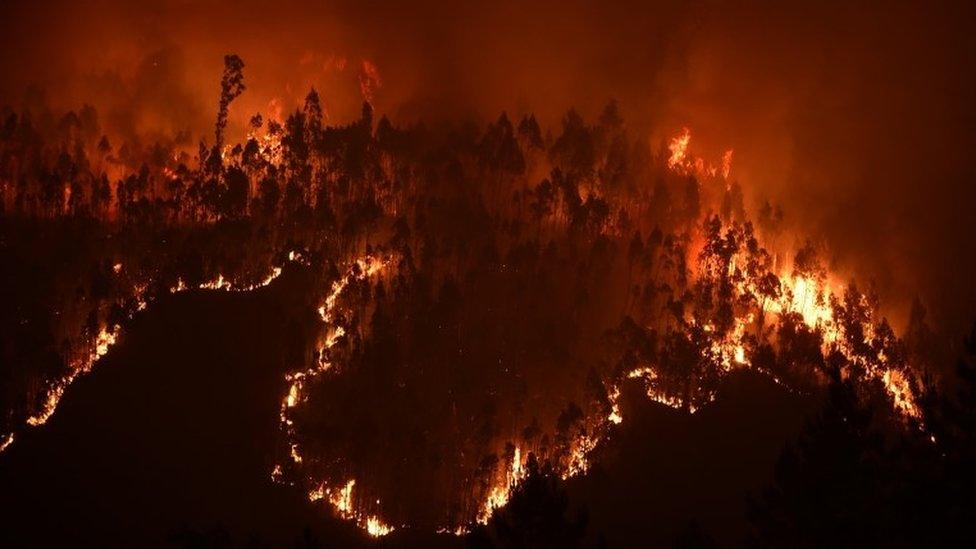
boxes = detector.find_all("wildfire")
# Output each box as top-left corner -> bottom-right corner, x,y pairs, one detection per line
883,369 -> 918,417
172,266 -> 284,294
627,366 -> 698,412
276,253 -> 396,537
779,275 -> 834,329
721,149 -> 734,179
608,128 -> 924,428
0,81 -> 933,540
477,446 -> 528,524
308,479 -> 395,537
25,325 -> 120,428
437,526 -> 471,536
3,254 -> 302,455
608,386 -> 623,424
563,435 -> 598,479
280,257 -> 387,430
668,127 -> 691,169
244,116 -> 285,165
317,255 -> 388,323
0,433 -> 14,453
666,126 -> 734,180
358,60 -> 382,104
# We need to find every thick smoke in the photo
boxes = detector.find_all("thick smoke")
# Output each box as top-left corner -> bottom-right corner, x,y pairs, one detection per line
1,0 -> 974,329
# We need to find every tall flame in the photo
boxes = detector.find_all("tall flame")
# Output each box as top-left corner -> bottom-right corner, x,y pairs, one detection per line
668,127 -> 692,169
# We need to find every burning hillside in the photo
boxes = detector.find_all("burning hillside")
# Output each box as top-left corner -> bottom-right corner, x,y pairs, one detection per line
0,53 -> 939,537
3,7 -> 976,538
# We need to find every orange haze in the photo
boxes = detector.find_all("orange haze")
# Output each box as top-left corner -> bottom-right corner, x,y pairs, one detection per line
2,0 -> 975,331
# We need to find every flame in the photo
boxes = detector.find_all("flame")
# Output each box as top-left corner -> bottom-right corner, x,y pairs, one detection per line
883,369 -> 917,417
721,149 -> 734,179
276,254 -> 396,537
324,54 -> 348,72
665,127 -> 734,180
307,479 -> 395,537
734,344 -> 746,365
626,367 -> 694,412
608,386 -> 623,424
245,120 -> 285,165
331,479 -> 355,515
62,183 -> 71,214
782,275 -> 833,328
564,435 -> 598,479
606,130 -> 924,425
359,60 -> 382,104
0,433 -> 13,453
668,127 -> 691,169
0,100 -> 930,537
26,325 -> 120,427
437,526 -> 471,536
5,254 -> 301,455
318,256 -> 387,323
477,446 -> 527,524
172,266 -> 283,294
366,516 -> 394,537
267,97 -> 284,123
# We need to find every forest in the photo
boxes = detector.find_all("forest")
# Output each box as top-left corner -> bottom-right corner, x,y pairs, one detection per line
1,54 -> 975,545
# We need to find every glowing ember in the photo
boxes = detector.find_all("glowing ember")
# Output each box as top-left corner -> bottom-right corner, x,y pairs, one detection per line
608,387 -> 623,424
437,526 -> 471,536
0,433 -> 14,453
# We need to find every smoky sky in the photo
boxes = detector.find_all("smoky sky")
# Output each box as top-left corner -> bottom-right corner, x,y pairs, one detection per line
2,0 -> 975,332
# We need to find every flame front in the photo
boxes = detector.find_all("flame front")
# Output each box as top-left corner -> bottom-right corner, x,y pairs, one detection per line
277,254 -> 396,537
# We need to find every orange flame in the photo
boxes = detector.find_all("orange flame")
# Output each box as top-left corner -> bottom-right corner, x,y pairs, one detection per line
359,60 -> 382,104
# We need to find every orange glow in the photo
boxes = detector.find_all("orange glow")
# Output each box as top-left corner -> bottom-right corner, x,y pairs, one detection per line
609,128 -> 923,422
277,254 -> 397,537
26,325 -> 120,427
668,127 -> 691,169
666,127 -> 734,181
721,149 -> 734,179
308,479 -> 395,537
477,446 -> 528,524
0,433 -> 14,453
359,59 -> 382,104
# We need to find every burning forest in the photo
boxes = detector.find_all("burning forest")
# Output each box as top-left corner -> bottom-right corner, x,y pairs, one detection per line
2,2 -> 976,547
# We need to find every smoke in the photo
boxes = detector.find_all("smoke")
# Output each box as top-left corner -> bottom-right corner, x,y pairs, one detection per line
2,0 -> 974,330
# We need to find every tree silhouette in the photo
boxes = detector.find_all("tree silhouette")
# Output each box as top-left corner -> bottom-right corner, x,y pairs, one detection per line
214,54 -> 245,153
